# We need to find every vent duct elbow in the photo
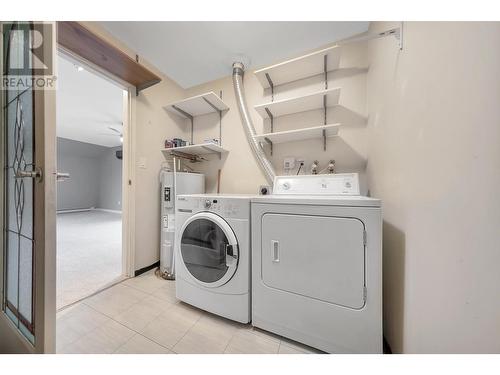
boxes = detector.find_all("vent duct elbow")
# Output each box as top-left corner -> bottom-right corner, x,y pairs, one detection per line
232,62 -> 276,185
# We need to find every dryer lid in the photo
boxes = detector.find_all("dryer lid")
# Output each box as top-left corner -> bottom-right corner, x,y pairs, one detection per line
251,194 -> 381,207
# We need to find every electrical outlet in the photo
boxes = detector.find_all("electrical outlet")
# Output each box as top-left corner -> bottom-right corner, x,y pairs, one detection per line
138,157 -> 147,169
283,157 -> 295,170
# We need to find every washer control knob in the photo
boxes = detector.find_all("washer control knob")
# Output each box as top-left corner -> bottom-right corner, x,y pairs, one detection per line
282,182 -> 291,190
204,199 -> 212,209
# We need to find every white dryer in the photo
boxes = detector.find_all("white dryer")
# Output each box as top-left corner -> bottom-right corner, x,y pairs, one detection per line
175,194 -> 252,323
251,174 -> 382,353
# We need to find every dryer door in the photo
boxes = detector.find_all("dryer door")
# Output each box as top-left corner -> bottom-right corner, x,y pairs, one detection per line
179,212 -> 239,288
261,213 -> 366,309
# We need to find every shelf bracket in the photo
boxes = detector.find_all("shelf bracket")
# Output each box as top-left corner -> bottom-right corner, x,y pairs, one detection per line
324,54 -> 328,90
202,95 -> 224,160
190,118 -> 194,144
323,95 -> 327,151
263,137 -> 273,156
395,22 -> 403,50
219,90 -> 223,159
265,73 -> 274,101
202,97 -> 220,112
265,108 -> 274,133
171,105 -> 194,144
337,24 -> 404,51
135,79 -> 162,97
171,105 -> 194,120
219,91 -> 223,148
264,108 -> 274,155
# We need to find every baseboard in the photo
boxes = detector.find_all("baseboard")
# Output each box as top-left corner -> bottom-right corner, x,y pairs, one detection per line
57,207 -> 94,214
94,208 -> 123,214
134,261 -> 160,277
57,208 -> 123,214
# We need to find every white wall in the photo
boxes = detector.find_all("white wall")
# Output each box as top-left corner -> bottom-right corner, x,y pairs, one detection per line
57,138 -> 103,210
98,146 -> 123,211
182,42 -> 369,194
366,21 -> 500,353
131,78 -> 188,270
57,138 -> 122,211
82,22 -> 189,272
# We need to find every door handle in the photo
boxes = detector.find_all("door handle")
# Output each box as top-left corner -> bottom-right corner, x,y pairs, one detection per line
54,172 -> 70,181
271,240 -> 280,262
15,167 -> 43,182
225,244 -> 237,259
225,244 -> 237,266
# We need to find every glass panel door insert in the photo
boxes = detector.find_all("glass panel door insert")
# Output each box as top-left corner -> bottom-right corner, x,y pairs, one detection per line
180,213 -> 239,287
2,22 -> 36,343
181,218 -> 230,283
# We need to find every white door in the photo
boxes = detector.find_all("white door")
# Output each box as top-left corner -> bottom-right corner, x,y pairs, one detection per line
261,213 -> 366,309
0,22 -> 56,353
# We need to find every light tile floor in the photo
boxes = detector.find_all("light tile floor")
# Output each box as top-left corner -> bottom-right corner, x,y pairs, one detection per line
56,270 -> 322,354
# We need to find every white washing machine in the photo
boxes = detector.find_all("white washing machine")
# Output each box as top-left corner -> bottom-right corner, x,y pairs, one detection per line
251,174 -> 382,353
175,194 -> 252,323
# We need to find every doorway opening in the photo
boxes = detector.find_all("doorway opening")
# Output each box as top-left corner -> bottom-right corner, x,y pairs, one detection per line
55,53 -> 128,310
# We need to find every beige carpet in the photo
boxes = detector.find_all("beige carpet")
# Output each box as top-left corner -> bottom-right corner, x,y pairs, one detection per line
57,210 -> 123,309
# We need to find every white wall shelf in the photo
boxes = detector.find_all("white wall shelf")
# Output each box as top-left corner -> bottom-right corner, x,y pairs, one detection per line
164,90 -> 227,152
254,123 -> 340,144
161,143 -> 228,158
254,46 -> 341,89
254,87 -> 341,119
164,91 -> 229,119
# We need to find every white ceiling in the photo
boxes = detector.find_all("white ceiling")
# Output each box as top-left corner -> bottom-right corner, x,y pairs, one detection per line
56,55 -> 124,148
98,22 -> 370,88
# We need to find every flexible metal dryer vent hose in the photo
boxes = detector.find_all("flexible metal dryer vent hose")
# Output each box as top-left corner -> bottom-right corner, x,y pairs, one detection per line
232,62 -> 276,185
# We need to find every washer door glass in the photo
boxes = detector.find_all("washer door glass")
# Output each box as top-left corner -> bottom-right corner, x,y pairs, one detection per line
180,213 -> 238,286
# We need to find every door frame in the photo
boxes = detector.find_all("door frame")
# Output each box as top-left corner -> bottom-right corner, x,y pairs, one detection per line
33,39 -> 57,353
56,48 -> 136,278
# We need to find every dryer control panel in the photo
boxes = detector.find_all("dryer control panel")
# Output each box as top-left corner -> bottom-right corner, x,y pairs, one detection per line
273,173 -> 360,195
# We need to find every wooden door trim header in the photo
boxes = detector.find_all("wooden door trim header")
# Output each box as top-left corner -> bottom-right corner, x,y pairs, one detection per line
57,22 -> 161,95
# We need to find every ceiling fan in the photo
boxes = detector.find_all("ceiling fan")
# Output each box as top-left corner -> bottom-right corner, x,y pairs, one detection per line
107,126 -> 123,143
98,122 -> 123,143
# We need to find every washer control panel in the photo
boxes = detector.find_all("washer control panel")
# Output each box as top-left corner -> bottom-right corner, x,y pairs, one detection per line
201,198 -> 241,217
273,173 -> 360,195
204,199 -> 212,209
177,195 -> 250,219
